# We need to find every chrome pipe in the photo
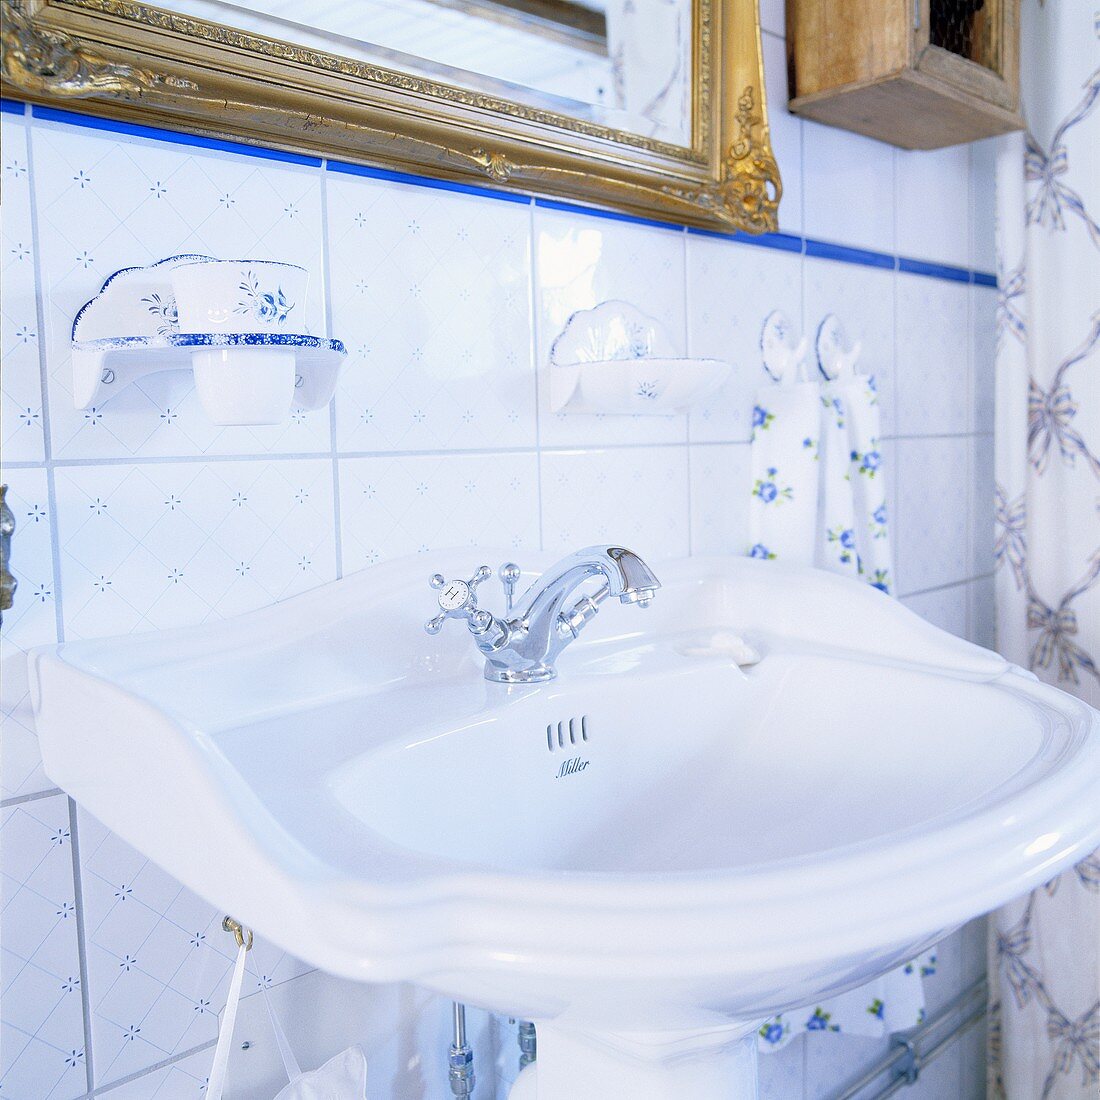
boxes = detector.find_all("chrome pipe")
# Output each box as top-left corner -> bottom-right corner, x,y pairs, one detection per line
830,978 -> 987,1100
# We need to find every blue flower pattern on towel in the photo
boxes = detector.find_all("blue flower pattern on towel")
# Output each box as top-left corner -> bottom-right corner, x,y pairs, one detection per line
235,269 -> 295,325
753,467 -> 793,505
749,543 -> 776,560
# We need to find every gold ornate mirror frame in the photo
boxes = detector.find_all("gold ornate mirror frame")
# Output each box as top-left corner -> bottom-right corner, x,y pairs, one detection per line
1,0 -> 780,232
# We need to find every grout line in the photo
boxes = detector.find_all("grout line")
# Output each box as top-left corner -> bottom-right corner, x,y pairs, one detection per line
67,797 -> 95,1093
319,160 -> 344,580
84,1038 -> 217,1097
682,226 -> 695,556
31,440 -> 760,470
898,573 -> 994,600
23,108 -> 66,647
528,199 -> 546,554
0,787 -> 63,807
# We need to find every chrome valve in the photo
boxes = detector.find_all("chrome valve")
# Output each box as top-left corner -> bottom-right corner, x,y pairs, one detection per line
425,565 -> 494,635
423,547 -> 660,684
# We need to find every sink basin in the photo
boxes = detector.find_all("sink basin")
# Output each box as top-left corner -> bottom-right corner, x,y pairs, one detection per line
30,553 -> 1100,1100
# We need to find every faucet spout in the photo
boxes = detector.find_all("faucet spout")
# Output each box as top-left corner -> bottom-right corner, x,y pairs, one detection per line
481,545 -> 660,683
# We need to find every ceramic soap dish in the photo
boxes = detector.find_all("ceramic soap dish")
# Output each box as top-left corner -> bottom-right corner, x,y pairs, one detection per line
71,255 -> 347,426
549,300 -> 730,415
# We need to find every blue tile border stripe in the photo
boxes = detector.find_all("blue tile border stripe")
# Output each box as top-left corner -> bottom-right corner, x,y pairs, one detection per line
804,238 -> 896,270
898,256 -> 972,284
327,158 -> 530,204
6,97 -> 997,288
30,104 -> 323,166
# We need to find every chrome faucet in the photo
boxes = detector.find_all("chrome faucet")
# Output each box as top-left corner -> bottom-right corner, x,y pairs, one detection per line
425,546 -> 660,683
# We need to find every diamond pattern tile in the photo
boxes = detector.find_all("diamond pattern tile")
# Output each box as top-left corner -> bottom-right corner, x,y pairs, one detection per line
30,121 -> 330,459
689,443 -> 752,556
77,810 -> 308,1089
0,794 -> 88,1099
686,235 -> 802,444
327,173 -> 537,454
338,451 -> 541,573
54,460 -> 337,640
0,469 -> 59,800
895,273 -> 970,437
540,446 -> 690,561
1,112 -> 45,463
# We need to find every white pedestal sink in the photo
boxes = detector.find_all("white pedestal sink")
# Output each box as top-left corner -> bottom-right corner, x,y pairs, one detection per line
29,554 -> 1100,1100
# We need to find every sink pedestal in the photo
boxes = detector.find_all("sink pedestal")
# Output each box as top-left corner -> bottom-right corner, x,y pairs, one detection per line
506,1020 -> 761,1100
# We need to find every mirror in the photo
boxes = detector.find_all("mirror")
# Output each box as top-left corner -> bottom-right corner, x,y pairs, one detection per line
1,0 -> 780,232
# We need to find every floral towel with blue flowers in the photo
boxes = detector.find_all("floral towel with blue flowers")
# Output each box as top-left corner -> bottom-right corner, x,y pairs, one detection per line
825,375 -> 893,593
748,375 -> 892,595
757,950 -> 938,1052
748,382 -> 821,566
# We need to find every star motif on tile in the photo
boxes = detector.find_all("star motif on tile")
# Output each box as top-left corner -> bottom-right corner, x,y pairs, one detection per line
149,180 -> 168,198
15,324 -> 35,342
88,497 -> 108,514
231,492 -> 247,507
160,407 -> 178,424
412,409 -> 426,423
25,502 -> 46,521
218,193 -> 236,208
72,170 -> 92,189
64,1049 -> 85,1068
236,562 -> 250,576
9,243 -> 30,261
50,827 -> 70,846
32,584 -> 52,602
61,977 -> 80,993
4,158 -> 27,178
168,569 -> 184,584
83,407 -> 102,425
189,931 -> 206,947
164,494 -> 181,510
284,203 -> 299,218
18,407 -> 40,424
294,489 -> 309,504
114,885 -> 132,901
415,482 -> 428,495
121,1023 -> 141,1038
297,556 -> 311,571
119,956 -> 138,972
93,576 -> 112,593
76,250 -> 94,268
194,998 -> 211,1014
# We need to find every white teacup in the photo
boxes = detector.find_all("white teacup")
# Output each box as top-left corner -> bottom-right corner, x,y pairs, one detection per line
171,259 -> 309,334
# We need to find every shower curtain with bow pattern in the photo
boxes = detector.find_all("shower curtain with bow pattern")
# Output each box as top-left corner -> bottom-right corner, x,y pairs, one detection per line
989,3 -> 1099,1097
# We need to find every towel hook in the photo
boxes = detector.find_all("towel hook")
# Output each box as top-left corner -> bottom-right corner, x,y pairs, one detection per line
222,915 -> 253,951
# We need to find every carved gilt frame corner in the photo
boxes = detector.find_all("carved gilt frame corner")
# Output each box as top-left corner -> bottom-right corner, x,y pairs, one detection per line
1,0 -> 780,232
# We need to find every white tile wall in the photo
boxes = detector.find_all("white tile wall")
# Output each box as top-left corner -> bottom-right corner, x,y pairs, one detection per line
895,273 -> 970,437
1,112 -> 45,465
802,122 -> 896,254
896,145 -> 972,268
0,59 -> 997,1095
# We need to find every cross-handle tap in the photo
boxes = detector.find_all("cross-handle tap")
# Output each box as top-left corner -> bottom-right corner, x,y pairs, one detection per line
424,546 -> 660,684
425,565 -> 496,635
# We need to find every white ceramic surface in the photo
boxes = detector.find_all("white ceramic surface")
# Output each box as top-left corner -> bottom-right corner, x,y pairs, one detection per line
171,259 -> 308,334
550,301 -> 729,414
28,553 -> 1100,1096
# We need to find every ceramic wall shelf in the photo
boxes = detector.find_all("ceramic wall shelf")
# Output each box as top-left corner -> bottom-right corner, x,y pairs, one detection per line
71,255 -> 347,426
549,300 -> 730,415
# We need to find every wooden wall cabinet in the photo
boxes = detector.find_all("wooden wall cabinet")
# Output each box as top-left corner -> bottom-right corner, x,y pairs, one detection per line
786,0 -> 1024,149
